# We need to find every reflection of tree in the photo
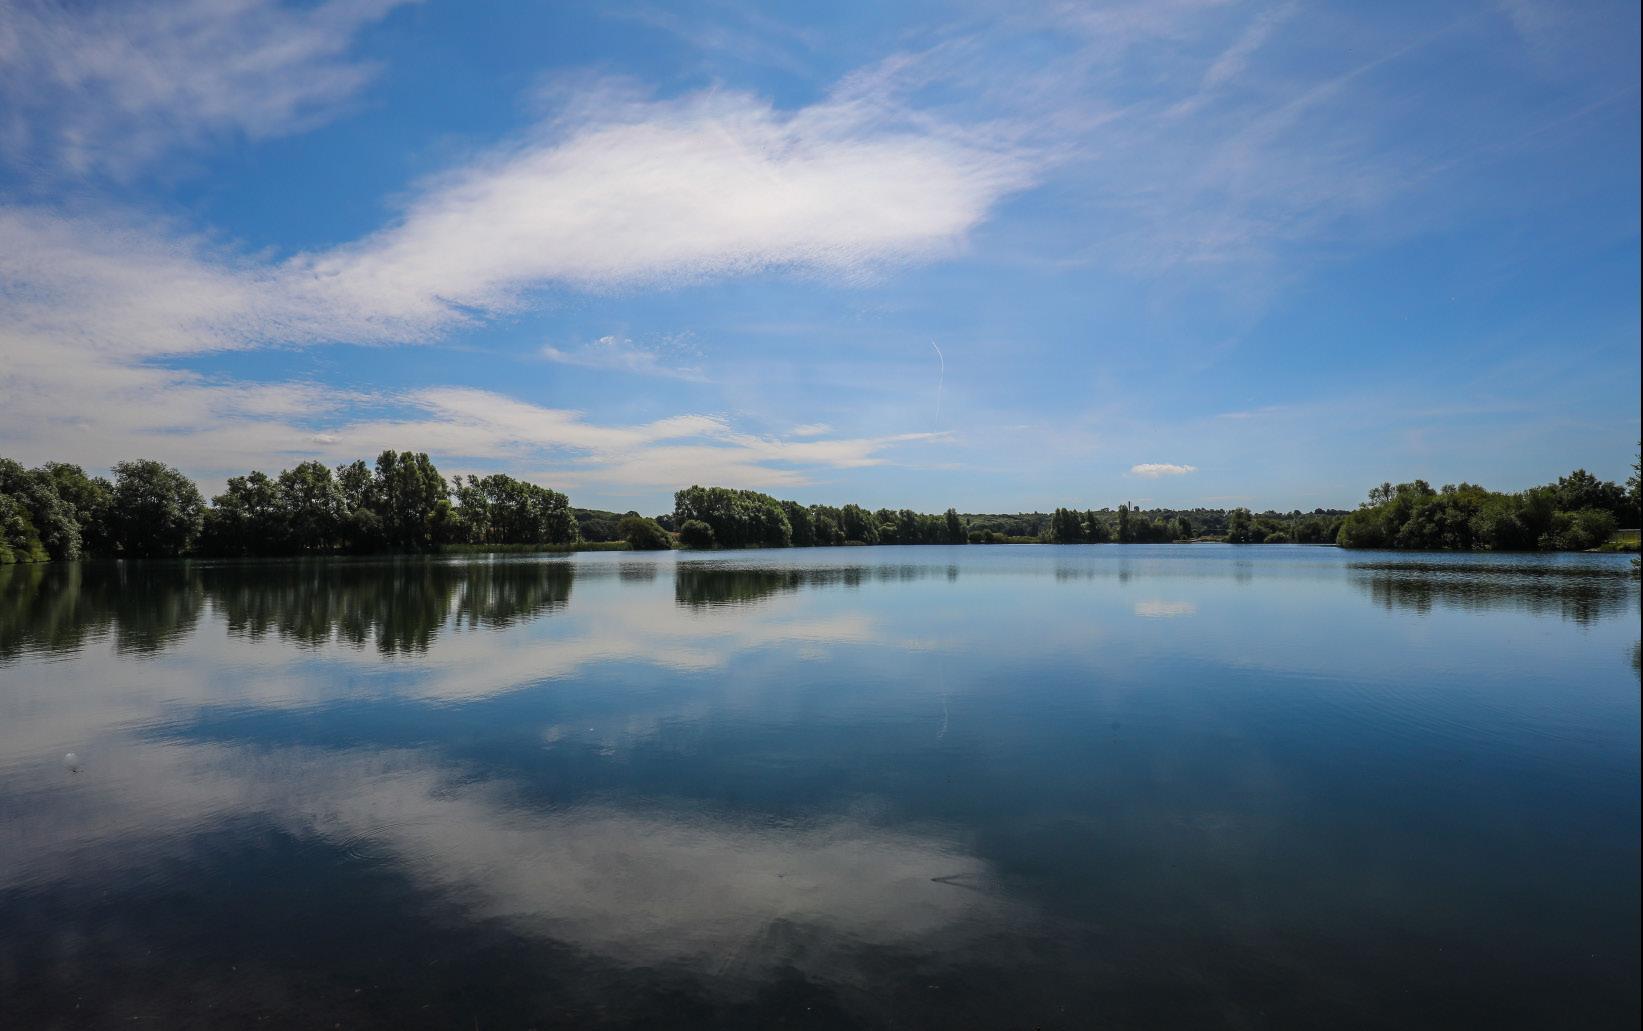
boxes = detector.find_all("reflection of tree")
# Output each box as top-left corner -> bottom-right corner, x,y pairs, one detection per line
1,562 -> 112,659
1350,563 -> 1633,625
617,561 -> 659,583
673,567 -> 816,608
672,563 -> 956,608
0,561 -> 204,659
0,558 -> 575,660
448,561 -> 574,632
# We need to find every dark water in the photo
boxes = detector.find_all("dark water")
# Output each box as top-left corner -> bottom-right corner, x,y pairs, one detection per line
1,546 -> 1637,1028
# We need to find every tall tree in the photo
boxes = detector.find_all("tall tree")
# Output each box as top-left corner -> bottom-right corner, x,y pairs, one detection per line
41,462 -> 113,555
201,470 -> 283,555
0,494 -> 48,564
277,461 -> 349,552
0,458 -> 81,560
372,450 -> 454,552
109,460 -> 205,557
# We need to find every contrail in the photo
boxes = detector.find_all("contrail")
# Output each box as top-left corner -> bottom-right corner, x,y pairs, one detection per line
930,340 -> 944,429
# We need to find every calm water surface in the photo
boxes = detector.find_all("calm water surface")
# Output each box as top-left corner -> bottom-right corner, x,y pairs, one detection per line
1,546 -> 1638,1028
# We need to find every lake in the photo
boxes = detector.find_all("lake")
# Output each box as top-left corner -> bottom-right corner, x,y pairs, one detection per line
1,546 -> 1637,1028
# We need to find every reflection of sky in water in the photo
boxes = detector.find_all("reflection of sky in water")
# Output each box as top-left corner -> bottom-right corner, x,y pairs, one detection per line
0,547 -> 1638,1026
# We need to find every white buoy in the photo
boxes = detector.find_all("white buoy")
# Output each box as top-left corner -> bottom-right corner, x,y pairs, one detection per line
63,752 -> 81,773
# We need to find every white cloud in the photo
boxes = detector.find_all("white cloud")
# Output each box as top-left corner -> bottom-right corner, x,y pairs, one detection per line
1129,463 -> 1198,478
541,334 -> 707,381
0,69 -> 1028,489
0,0 -> 412,175
290,83 -> 1035,327
787,423 -> 834,437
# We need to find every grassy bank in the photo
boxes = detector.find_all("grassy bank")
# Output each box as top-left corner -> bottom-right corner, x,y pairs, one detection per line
1596,529 -> 1640,552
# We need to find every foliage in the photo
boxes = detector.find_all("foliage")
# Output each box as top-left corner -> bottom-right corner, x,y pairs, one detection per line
672,488 -> 972,549
781,500 -> 816,547
41,463 -> 113,554
200,470 -> 284,556
371,450 -> 458,553
673,486 -> 792,548
1050,507 -> 1085,543
0,493 -> 49,564
678,519 -> 716,549
453,473 -> 578,547
278,461 -> 349,552
5,450 -> 1634,562
109,459 -> 205,558
618,513 -> 673,550
0,458 -> 82,560
1337,470 -> 1636,552
570,508 -> 624,542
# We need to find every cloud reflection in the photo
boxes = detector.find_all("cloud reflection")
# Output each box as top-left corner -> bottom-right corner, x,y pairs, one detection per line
1134,600 -> 1197,618
1,738 -> 1006,979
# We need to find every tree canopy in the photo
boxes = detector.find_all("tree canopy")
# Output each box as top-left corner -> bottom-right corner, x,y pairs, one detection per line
3,453 -> 1634,563
1335,472 -> 1634,551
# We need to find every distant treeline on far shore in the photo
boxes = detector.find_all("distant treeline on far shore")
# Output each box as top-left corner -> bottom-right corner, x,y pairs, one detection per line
3,451 -> 1638,564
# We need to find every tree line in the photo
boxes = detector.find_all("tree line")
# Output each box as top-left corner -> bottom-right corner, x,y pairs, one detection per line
1335,467 -> 1638,551
670,486 -> 969,549
1,452 -> 580,563
4,452 -> 1636,564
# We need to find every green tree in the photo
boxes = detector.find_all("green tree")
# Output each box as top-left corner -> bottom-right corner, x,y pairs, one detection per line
372,450 -> 454,552
1542,508 -> 1617,551
1083,511 -> 1111,543
619,513 -> 673,550
810,506 -> 845,546
0,458 -> 81,560
781,500 -> 816,546
1226,507 -> 1254,544
674,486 -> 792,548
453,473 -> 577,546
944,507 -> 966,544
277,461 -> 348,551
1050,507 -> 1085,543
335,459 -> 383,551
1551,469 -> 1627,519
41,463 -> 113,555
200,470 -> 284,555
838,503 -> 878,545
0,494 -> 48,564
679,519 -> 715,549
109,459 -> 205,557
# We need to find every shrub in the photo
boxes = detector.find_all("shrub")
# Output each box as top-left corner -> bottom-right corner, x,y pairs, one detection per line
619,514 -> 673,550
678,519 -> 715,549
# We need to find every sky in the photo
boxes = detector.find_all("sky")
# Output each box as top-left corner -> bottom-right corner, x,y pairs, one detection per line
0,0 -> 1638,514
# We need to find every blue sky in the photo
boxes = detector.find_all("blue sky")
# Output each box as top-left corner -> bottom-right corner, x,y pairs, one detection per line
1,0 -> 1637,513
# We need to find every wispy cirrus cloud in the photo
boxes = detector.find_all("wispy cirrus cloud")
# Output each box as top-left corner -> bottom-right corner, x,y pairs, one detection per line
0,0 -> 413,176
1129,463 -> 1198,478
303,388 -> 944,492
541,334 -> 707,381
